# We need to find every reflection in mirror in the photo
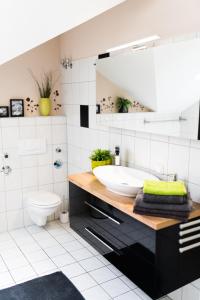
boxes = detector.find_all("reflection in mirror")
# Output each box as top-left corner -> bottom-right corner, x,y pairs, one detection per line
96,36 -> 200,140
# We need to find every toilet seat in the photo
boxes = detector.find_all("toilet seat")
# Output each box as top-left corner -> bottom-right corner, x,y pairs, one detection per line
28,191 -> 61,207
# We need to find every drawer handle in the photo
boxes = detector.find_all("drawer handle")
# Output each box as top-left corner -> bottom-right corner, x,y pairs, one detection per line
85,227 -> 114,251
85,201 -> 121,225
179,226 -> 200,237
179,233 -> 200,244
180,219 -> 200,229
179,241 -> 200,253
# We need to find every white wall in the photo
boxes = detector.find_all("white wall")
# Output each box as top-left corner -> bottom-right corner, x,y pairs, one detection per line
0,116 -> 67,232
62,56 -> 200,300
0,0 -> 124,65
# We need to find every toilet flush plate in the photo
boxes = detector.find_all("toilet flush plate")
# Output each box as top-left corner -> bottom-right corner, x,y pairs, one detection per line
18,138 -> 46,155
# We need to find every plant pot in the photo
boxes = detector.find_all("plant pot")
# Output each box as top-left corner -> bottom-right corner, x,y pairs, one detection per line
118,106 -> 128,113
91,159 -> 112,170
39,98 -> 51,116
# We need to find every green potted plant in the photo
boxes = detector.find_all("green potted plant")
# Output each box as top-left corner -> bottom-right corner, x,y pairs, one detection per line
31,71 -> 56,116
116,97 -> 132,113
89,149 -> 113,170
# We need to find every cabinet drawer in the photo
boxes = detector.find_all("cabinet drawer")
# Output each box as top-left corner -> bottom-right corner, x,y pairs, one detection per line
70,214 -> 124,255
87,196 -> 156,255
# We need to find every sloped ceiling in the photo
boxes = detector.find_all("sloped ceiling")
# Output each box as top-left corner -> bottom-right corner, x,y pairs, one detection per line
0,0 -> 124,65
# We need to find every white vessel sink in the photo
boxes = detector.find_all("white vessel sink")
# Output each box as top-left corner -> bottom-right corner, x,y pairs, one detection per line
93,165 -> 159,197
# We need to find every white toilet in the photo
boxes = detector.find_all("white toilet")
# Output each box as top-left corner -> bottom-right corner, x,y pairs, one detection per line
27,191 -> 62,226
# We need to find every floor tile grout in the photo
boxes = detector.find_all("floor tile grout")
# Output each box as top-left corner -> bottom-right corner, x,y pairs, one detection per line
0,221 -> 155,299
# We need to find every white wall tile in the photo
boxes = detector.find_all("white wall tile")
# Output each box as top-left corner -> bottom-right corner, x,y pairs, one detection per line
71,83 -> 80,105
38,184 -> 53,193
21,155 -> 37,168
22,167 -> 37,188
37,145 -> 53,166
80,149 -> 91,172
61,66 -> 72,84
1,118 -> 18,127
36,125 -> 52,144
168,144 -> 190,181
36,117 -> 51,126
53,144 -> 67,163
5,148 -> 21,169
67,126 -> 79,147
62,84 -> 72,105
52,125 -> 67,144
88,56 -> 97,81
79,127 -> 91,150
79,82 -> 89,105
7,210 -> 23,230
23,209 -> 34,227
0,192 -> 6,212
38,165 -> 53,185
79,58 -> 89,82
0,116 -> 68,231
53,163 -> 67,183
19,126 -> 36,139
188,182 -> 200,203
121,135 -> 134,164
0,173 -> 5,192
109,131 -> 122,153
6,190 -> 22,211
71,60 -> 80,83
0,213 -> 7,232
19,117 -> 36,127
68,145 -> 81,168
189,147 -> 200,185
89,82 -> 96,105
89,106 -> 97,130
66,105 -> 80,126
135,137 -> 150,169
150,140 -> 168,173
53,182 -> 68,204
5,169 -> 21,191
2,127 -> 19,149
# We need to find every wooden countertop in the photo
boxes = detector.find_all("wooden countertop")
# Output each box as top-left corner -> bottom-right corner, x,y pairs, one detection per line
68,172 -> 200,230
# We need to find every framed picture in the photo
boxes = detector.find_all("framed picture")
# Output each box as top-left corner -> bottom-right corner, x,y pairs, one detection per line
0,106 -> 9,118
10,99 -> 24,117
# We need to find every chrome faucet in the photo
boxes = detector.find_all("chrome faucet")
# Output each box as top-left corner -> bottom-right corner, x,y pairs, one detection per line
161,173 -> 177,181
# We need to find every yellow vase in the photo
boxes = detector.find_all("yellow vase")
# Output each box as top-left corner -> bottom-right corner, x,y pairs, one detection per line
39,98 -> 51,116
91,159 -> 112,171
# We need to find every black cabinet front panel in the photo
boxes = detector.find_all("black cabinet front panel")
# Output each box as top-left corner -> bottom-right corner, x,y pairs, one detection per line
69,182 -> 200,300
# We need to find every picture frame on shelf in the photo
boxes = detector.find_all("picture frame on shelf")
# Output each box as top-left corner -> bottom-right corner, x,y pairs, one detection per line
0,106 -> 9,118
10,99 -> 24,117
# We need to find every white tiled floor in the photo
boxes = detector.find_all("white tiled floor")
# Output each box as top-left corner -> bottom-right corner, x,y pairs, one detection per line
0,221 -> 170,300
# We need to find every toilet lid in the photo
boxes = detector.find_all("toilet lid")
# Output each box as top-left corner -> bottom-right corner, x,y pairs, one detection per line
28,191 -> 61,207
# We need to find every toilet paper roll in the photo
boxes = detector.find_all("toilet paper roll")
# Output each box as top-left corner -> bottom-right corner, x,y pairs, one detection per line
60,211 -> 69,224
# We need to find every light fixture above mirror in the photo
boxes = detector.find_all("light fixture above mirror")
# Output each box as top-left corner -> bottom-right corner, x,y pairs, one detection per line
106,35 -> 160,53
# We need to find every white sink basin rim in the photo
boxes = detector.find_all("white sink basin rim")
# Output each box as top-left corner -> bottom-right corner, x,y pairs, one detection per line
93,165 -> 159,197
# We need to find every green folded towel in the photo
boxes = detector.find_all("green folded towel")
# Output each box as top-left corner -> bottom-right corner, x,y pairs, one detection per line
143,180 -> 187,196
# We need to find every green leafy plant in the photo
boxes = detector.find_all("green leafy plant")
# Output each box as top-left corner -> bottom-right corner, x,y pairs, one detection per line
116,97 -> 132,113
30,71 -> 56,98
89,149 -> 113,161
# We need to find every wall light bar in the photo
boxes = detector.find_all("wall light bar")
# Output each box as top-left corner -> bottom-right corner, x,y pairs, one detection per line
107,35 -> 160,53
132,45 -> 147,52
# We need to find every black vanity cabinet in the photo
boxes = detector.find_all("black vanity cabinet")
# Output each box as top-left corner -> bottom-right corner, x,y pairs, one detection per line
69,182 -> 200,299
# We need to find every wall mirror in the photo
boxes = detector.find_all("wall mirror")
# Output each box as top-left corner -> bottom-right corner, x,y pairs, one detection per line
96,36 -> 200,140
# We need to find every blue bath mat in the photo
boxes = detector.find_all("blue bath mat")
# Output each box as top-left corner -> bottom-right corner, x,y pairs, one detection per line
0,272 -> 84,299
